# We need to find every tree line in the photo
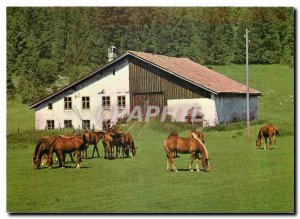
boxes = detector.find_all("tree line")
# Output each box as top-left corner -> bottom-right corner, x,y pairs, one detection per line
7,7 -> 294,103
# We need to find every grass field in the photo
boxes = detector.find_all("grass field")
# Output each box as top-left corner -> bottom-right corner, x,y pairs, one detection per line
6,64 -> 294,213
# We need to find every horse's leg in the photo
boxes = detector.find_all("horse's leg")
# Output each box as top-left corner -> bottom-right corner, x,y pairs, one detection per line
76,150 -> 81,169
189,153 -> 195,172
195,153 -> 200,172
58,151 -> 65,168
166,154 -> 171,171
69,152 -> 75,163
55,152 -> 62,167
169,153 -> 177,172
261,134 -> 267,150
268,135 -> 272,149
95,143 -> 100,158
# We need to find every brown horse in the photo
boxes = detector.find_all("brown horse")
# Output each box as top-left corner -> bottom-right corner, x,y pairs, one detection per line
120,132 -> 137,158
47,136 -> 85,169
32,136 -> 55,169
81,131 -> 105,158
163,133 -> 210,172
188,130 -> 205,143
102,131 -> 123,159
256,125 -> 279,150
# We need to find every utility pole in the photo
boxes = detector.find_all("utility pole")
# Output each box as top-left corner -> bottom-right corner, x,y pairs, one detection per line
245,28 -> 250,142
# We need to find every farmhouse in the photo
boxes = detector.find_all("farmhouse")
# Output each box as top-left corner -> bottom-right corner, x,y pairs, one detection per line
29,47 -> 261,130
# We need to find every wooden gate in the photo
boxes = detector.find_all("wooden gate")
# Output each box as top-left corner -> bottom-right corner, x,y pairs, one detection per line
131,92 -> 165,116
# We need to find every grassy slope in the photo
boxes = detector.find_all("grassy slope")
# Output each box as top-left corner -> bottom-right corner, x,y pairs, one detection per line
6,64 -> 294,213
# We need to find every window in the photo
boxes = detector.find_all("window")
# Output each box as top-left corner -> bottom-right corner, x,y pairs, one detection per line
112,69 -> 116,75
82,120 -> 90,130
102,120 -> 110,131
48,103 -> 53,110
82,96 -> 90,109
46,120 -> 54,130
117,96 -> 126,108
64,97 -> 72,110
64,120 -> 72,129
102,96 -> 110,108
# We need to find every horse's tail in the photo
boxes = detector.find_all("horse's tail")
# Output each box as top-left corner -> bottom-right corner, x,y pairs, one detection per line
163,140 -> 171,156
191,133 -> 208,158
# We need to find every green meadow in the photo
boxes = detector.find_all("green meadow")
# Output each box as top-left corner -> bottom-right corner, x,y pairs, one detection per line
6,64 -> 294,213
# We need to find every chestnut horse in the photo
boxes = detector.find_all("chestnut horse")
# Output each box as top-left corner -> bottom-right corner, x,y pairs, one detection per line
48,136 -> 85,169
188,130 -> 205,143
102,131 -> 123,159
81,131 -> 105,158
120,132 -> 137,158
256,125 -> 279,150
163,133 -> 210,172
32,136 -> 55,169
32,136 -> 75,169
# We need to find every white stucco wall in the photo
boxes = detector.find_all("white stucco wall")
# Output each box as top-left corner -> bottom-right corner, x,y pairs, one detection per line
213,94 -> 258,123
166,95 -> 258,126
35,59 -> 130,130
167,98 -> 219,126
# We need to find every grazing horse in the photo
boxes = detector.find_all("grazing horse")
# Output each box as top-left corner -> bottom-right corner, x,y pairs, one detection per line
81,131 -> 105,158
163,133 -> 210,172
102,131 -> 123,159
32,136 -> 55,169
47,136 -> 85,169
188,130 -> 205,143
120,132 -> 137,158
256,125 -> 279,150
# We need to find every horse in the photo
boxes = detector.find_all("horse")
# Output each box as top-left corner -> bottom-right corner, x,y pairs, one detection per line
188,130 -> 205,143
81,131 -> 105,158
163,132 -> 210,172
102,131 -> 123,159
255,125 -> 279,150
32,136 -> 55,169
47,136 -> 85,169
120,132 -> 137,158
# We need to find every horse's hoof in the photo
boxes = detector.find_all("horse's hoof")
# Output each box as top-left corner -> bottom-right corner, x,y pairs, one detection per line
174,169 -> 178,172
196,169 -> 200,172
190,169 -> 194,172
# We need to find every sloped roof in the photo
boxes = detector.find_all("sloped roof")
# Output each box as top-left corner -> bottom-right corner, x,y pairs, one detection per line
29,50 -> 261,109
128,50 -> 261,95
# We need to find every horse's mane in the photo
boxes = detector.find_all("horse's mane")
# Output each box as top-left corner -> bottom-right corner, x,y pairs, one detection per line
191,133 -> 208,158
168,132 -> 178,137
33,138 -> 44,159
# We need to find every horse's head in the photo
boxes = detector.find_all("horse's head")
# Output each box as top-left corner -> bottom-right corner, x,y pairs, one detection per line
202,158 -> 210,172
32,154 -> 41,170
255,139 -> 261,148
132,147 -> 137,157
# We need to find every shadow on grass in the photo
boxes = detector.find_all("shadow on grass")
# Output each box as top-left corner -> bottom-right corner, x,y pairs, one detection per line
258,147 -> 277,150
176,168 -> 206,172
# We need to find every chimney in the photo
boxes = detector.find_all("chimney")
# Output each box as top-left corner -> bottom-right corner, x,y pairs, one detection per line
108,46 -> 117,62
